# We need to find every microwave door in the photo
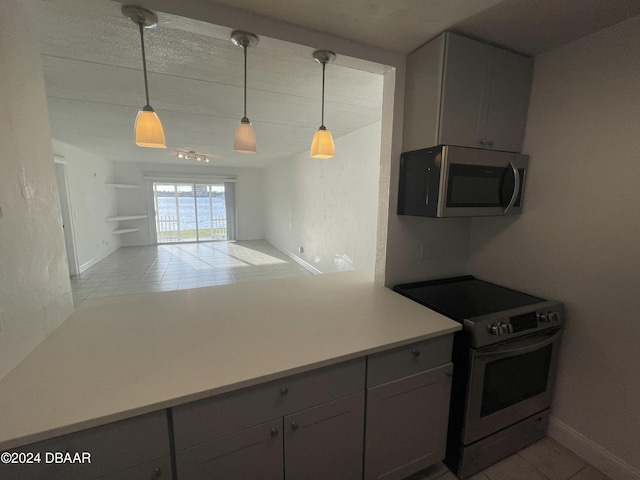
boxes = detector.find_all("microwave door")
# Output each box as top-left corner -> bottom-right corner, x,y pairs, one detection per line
439,149 -> 527,217
440,163 -> 508,217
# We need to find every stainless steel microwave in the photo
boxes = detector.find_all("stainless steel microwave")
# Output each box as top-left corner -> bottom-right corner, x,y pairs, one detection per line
398,145 -> 528,217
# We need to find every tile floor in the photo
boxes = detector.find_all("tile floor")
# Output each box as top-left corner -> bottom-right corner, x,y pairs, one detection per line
70,240 -> 312,306
407,437 -> 610,480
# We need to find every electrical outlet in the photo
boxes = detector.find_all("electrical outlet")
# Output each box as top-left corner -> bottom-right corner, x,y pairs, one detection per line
299,247 -> 304,254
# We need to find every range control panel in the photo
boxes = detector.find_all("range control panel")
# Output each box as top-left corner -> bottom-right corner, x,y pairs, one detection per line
467,302 -> 564,348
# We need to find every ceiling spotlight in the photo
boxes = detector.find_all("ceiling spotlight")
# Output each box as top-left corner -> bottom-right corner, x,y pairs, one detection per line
176,151 -> 185,159
122,5 -> 166,149
231,30 -> 259,154
310,50 -> 336,159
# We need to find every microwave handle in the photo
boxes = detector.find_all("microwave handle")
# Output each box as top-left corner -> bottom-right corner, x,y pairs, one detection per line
503,160 -> 521,215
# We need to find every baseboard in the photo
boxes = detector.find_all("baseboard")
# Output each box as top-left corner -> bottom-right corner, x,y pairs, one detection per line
548,416 -> 640,480
77,246 -> 118,274
279,248 -> 322,275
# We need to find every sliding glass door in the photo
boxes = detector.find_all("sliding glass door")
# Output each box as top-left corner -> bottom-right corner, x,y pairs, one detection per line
153,182 -> 227,243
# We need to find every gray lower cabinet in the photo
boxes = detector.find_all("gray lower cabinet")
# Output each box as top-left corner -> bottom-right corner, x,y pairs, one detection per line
284,392 -> 364,480
364,364 -> 454,480
175,392 -> 365,480
0,410 -> 172,480
175,419 -> 284,480
363,335 -> 454,480
173,359 -> 366,480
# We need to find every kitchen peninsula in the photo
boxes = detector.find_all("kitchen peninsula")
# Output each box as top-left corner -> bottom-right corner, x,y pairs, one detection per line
0,271 -> 460,480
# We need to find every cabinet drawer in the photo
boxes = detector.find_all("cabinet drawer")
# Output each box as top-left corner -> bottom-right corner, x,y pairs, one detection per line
176,419 -> 283,480
367,335 -> 453,387
0,411 -> 171,480
173,358 -> 365,450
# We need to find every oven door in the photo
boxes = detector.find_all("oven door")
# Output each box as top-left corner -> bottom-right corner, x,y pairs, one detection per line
463,327 -> 562,445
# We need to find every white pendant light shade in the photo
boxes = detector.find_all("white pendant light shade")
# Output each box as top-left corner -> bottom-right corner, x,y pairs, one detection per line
234,118 -> 257,154
310,50 -> 336,159
310,126 -> 335,159
135,107 -> 166,148
122,5 -> 166,149
231,31 -> 259,154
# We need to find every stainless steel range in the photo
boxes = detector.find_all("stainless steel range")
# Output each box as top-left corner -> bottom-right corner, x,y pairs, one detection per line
394,276 -> 564,479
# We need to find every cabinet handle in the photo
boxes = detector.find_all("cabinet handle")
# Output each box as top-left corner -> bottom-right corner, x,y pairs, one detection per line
280,386 -> 289,396
487,140 -> 495,147
412,349 -> 421,357
479,139 -> 486,145
149,467 -> 162,480
270,427 -> 279,438
290,421 -> 299,430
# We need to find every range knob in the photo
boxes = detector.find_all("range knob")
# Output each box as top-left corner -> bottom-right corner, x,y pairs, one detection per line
500,323 -> 513,334
537,312 -> 549,323
489,323 -> 502,336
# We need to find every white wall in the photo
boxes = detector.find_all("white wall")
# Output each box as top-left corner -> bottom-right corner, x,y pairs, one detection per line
52,140 -> 120,271
113,161 -> 264,245
0,0 -> 74,380
468,15 -> 640,479
264,122 -> 381,273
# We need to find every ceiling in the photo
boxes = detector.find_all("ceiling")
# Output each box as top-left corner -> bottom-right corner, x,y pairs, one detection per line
37,0 -> 640,169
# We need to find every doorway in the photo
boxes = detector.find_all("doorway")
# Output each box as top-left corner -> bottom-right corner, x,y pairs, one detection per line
54,161 -> 79,276
153,182 -> 227,243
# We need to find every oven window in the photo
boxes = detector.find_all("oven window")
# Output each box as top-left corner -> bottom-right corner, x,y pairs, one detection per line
480,344 -> 552,417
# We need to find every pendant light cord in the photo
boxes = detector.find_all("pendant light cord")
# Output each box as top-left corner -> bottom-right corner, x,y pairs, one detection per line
321,62 -> 326,128
139,23 -> 151,107
243,45 -> 248,119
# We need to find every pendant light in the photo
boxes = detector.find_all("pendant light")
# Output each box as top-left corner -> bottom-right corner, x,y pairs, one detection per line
231,30 -> 259,154
310,50 -> 336,159
122,5 -> 166,148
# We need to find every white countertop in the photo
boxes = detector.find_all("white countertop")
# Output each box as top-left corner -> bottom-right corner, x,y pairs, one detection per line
0,271 -> 460,450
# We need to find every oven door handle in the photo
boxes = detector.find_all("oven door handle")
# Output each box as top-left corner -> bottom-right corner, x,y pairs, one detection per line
476,328 -> 562,359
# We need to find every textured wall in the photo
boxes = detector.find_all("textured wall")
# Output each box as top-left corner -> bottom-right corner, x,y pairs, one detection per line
52,140 -> 120,271
0,0 -> 74,380
263,122 -> 381,273
468,15 -> 640,477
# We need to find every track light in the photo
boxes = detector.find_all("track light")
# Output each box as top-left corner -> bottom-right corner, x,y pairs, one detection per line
310,50 -> 336,159
122,5 -> 166,149
176,150 -> 210,163
231,30 -> 259,154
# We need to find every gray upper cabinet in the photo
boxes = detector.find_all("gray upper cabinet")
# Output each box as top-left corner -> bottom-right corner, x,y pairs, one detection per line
403,32 -> 533,153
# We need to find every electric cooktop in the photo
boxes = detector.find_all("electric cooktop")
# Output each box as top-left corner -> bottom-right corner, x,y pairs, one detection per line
393,275 -> 544,322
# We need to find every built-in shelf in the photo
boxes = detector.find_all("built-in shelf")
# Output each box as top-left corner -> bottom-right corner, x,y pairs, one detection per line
111,228 -> 140,235
105,183 -> 140,189
105,215 -> 148,222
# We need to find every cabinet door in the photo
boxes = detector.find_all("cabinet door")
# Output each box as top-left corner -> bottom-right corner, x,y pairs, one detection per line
284,392 -> 364,480
0,411 -> 171,480
176,419 -> 283,480
364,363 -> 453,480
439,33 -> 494,149
485,48 -> 533,152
